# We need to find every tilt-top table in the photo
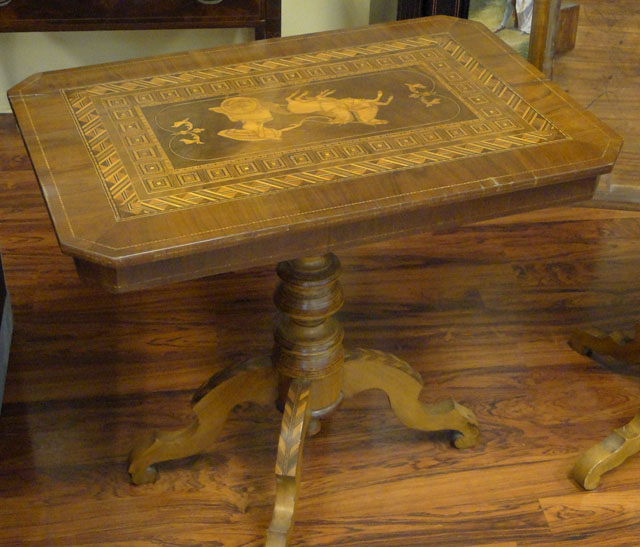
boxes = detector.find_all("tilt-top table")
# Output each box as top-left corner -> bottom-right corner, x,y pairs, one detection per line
9,16 -> 621,545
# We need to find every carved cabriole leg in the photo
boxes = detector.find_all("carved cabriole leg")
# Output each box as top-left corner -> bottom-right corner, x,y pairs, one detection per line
128,357 -> 277,485
342,348 -> 480,449
266,379 -> 312,546
569,325 -> 640,489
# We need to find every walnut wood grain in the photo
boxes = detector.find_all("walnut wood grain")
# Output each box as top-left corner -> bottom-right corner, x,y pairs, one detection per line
273,255 -> 344,413
8,16 -> 621,292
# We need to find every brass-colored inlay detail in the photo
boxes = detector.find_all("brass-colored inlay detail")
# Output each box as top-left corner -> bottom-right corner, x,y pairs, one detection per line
63,35 -> 565,219
208,89 -> 393,142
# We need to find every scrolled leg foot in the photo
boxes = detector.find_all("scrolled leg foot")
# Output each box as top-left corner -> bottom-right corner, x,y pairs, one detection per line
128,456 -> 158,485
573,413 -> 640,490
568,325 -> 640,488
128,357 -> 277,485
568,324 -> 640,364
267,379 -> 312,546
342,348 -> 479,448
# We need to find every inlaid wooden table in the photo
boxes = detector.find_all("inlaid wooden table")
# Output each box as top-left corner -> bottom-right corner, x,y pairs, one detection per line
9,16 -> 621,545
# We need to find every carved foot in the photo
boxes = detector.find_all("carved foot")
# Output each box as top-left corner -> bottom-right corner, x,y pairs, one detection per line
573,413 -> 640,490
569,324 -> 640,489
568,323 -> 640,365
128,357 -> 277,485
266,379 -> 312,546
342,348 -> 479,448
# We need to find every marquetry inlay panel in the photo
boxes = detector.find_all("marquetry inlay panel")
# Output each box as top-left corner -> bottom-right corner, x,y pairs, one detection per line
64,34 -> 566,219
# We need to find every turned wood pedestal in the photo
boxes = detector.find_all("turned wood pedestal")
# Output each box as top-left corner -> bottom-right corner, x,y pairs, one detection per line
10,15 -> 621,544
129,253 -> 479,544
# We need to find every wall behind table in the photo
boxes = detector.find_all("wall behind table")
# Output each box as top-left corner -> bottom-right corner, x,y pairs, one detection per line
0,0 -> 397,113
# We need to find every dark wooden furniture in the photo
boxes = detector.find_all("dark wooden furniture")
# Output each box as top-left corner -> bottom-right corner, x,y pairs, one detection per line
556,1 -> 580,55
397,0 -> 470,19
0,0 -> 281,39
9,15 -> 621,545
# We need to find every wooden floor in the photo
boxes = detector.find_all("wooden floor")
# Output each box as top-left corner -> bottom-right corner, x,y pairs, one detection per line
2,95 -> 640,547
552,0 -> 640,203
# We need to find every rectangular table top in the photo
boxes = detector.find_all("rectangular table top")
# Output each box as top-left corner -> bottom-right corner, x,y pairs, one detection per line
9,16 -> 621,292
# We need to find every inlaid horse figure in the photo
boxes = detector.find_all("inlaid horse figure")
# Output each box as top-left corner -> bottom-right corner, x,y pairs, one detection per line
285,89 -> 393,125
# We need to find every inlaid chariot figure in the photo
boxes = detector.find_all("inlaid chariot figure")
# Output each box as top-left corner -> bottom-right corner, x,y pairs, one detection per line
210,89 -> 394,141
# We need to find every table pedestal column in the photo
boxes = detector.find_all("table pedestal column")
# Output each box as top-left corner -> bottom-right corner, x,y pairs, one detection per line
273,254 -> 345,431
268,254 -> 344,544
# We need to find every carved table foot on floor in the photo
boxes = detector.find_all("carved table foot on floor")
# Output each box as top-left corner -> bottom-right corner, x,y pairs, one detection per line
573,413 -> 640,490
343,348 -> 480,449
569,324 -> 640,365
569,324 -> 640,489
128,356 -> 277,485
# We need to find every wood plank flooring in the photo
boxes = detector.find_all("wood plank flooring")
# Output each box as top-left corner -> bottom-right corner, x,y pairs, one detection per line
2,112 -> 640,545
552,0 -> 640,203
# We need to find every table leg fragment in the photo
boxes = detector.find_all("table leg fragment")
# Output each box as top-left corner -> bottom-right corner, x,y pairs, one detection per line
342,348 -> 479,449
267,378 -> 312,546
569,326 -> 640,489
128,356 -> 277,485
573,413 -> 640,490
